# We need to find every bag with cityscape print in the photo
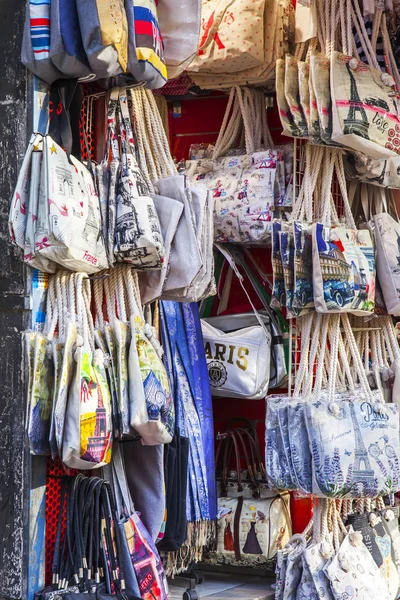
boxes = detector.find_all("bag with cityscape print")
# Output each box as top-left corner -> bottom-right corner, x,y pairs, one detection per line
305,314 -> 400,499
114,87 -> 165,269
62,275 -> 113,470
312,150 -> 375,316
330,5 -> 400,159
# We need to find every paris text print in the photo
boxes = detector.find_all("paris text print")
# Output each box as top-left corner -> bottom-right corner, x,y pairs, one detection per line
305,399 -> 400,498
331,51 -> 400,158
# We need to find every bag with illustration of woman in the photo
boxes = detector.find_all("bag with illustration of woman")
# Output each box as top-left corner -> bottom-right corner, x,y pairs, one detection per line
205,425 -> 291,571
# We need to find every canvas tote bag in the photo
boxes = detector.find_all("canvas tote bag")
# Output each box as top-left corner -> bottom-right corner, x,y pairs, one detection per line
124,0 -> 168,89
34,134 -> 108,273
114,87 -> 165,269
76,0 -> 129,79
157,0 -> 202,79
50,0 -> 92,79
21,0 -> 63,84
374,191 -> 400,316
312,150 -> 376,315
331,0 -> 400,158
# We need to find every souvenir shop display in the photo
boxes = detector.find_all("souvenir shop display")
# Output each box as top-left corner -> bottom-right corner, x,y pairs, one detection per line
13,0 -> 400,598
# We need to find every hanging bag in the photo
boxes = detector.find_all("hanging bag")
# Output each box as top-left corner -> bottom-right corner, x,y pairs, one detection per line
157,0 -> 201,79
374,190 -> 400,316
312,150 -> 376,315
21,0 -> 63,84
50,0 -> 92,79
62,275 -> 113,470
331,0 -> 400,158
201,245 -> 271,399
76,0 -> 128,79
114,87 -> 165,269
124,0 -> 168,89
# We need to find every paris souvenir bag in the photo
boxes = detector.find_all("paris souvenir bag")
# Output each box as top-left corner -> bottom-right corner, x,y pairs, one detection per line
157,0 -> 201,79
211,429 -> 291,569
76,0 -> 129,79
186,87 -> 277,245
120,267 -> 175,445
312,150 -> 376,315
346,509 -> 399,599
330,1 -> 400,158
114,88 -> 165,269
105,443 -> 169,600
305,314 -> 400,498
201,245 -> 271,399
374,204 -> 400,316
34,133 -> 109,273
326,525 -> 391,600
62,275 -> 113,470
9,95 -> 57,273
49,0 -> 92,79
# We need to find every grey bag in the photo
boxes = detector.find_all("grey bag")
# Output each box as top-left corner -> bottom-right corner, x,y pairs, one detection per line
157,175 -> 203,293
50,0 -> 92,79
76,0 -> 129,79
138,194 -> 184,304
21,0 -> 63,84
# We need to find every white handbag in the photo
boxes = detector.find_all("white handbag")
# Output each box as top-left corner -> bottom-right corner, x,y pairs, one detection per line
201,246 -> 271,399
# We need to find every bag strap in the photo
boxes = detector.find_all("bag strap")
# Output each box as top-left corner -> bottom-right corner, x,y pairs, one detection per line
215,244 -> 276,332
105,88 -> 120,162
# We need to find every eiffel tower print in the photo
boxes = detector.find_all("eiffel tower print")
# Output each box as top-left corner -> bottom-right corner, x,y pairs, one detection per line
349,402 -> 375,485
344,63 -> 370,139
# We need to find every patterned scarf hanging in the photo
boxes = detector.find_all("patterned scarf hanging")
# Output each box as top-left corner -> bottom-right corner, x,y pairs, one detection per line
160,301 -> 216,574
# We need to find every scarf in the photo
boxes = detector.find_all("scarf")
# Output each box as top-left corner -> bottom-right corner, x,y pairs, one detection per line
160,301 -> 216,574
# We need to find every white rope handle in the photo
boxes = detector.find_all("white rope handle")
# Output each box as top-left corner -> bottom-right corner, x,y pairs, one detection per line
342,314 -> 384,404
93,277 -> 105,331
116,266 -> 128,323
294,313 -> 315,397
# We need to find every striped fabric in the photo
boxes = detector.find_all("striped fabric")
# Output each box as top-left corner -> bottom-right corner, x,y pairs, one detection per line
30,0 -> 51,60
353,16 -> 386,71
134,0 -> 167,80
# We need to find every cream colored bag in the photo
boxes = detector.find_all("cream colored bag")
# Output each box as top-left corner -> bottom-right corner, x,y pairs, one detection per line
330,0 -> 400,157
188,0 -> 291,89
189,0 -> 267,74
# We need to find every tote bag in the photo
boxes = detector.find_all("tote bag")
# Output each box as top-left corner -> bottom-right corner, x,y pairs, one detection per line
21,0 -> 63,84
374,211 -> 400,316
50,0 -> 92,79
189,0 -> 270,75
312,151 -> 376,315
157,0 -> 201,79
34,135 -> 108,273
114,88 -> 165,269
331,51 -> 400,158
124,0 -> 168,89
76,0 -> 128,79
